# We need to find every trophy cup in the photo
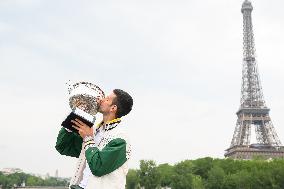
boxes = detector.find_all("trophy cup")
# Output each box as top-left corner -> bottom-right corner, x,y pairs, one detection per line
61,81 -> 105,133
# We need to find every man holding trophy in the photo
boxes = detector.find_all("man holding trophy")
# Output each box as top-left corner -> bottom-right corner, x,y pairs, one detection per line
55,82 -> 133,189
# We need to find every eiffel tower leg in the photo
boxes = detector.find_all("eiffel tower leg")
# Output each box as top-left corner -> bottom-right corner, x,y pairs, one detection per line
255,122 -> 268,144
265,120 -> 282,146
240,121 -> 251,146
231,120 -> 241,147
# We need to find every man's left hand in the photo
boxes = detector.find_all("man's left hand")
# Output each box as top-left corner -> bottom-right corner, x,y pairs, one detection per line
71,119 -> 93,138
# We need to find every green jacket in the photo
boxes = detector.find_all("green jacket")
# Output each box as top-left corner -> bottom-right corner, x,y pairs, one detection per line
55,127 -> 128,177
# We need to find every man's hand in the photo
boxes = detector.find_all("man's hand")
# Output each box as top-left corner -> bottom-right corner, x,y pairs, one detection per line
71,119 -> 94,139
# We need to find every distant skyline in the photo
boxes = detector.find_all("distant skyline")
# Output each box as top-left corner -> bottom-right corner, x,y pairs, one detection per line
0,167 -> 59,179
1,0 -> 284,177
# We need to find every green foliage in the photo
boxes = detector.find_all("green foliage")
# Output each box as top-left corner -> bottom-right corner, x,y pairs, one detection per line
192,157 -> 213,179
26,176 -> 44,186
206,166 -> 225,189
191,175 -> 205,189
126,169 -> 139,189
157,163 -> 174,187
0,171 -> 68,189
126,158 -> 284,189
171,160 -> 194,189
138,160 -> 161,189
2,158 -> 284,189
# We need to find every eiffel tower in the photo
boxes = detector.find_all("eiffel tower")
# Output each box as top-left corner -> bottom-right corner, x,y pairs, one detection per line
225,0 -> 284,159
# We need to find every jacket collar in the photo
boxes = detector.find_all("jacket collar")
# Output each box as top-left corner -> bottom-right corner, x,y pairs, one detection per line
96,118 -> 122,132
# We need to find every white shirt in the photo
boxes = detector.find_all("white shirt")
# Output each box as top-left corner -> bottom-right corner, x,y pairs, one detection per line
79,126 -> 105,188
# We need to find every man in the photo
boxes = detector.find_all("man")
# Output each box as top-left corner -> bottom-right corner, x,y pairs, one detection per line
55,89 -> 133,189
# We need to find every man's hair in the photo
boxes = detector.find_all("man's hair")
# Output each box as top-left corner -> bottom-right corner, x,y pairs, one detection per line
112,89 -> 133,118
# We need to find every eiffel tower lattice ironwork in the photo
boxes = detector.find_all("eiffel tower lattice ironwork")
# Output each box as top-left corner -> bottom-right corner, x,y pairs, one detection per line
225,0 -> 284,159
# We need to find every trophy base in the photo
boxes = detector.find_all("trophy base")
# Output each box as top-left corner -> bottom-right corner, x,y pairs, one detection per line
61,109 -> 94,134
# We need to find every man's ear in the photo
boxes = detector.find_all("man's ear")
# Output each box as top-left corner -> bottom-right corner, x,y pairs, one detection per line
111,105 -> 117,113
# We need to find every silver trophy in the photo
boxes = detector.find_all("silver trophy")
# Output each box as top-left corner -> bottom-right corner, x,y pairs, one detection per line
61,81 -> 105,132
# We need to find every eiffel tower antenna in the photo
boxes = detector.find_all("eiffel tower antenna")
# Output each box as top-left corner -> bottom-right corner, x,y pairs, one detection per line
225,0 -> 284,159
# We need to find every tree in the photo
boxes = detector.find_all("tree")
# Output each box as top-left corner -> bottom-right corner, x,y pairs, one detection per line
206,165 -> 225,189
138,160 -> 161,189
192,157 -> 213,179
271,159 -> 284,189
157,163 -> 174,187
222,170 -> 253,189
126,169 -> 139,189
192,175 -> 205,189
26,176 -> 44,186
171,160 -> 196,189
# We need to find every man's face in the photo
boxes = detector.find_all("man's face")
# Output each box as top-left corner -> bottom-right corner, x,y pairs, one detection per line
98,92 -> 117,114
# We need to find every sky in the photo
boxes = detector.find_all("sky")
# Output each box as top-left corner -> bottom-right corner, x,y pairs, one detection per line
1,0 -> 284,178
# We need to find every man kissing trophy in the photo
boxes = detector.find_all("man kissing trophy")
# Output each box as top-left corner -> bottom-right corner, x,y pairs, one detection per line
61,81 -> 105,186
56,81 -> 133,189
